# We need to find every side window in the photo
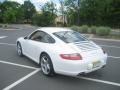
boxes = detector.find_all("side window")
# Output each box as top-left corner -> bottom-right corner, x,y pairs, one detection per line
42,34 -> 55,43
29,31 -> 45,41
29,31 -> 55,43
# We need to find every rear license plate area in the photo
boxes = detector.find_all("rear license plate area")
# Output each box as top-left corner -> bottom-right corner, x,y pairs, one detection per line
93,60 -> 101,68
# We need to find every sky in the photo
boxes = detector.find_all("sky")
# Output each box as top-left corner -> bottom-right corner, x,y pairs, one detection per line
0,0 -> 5,2
0,0 -> 61,11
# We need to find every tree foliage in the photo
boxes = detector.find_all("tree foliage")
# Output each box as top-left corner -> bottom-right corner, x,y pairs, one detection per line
32,1 -> 57,26
0,0 -> 36,23
65,0 -> 120,28
0,1 -> 21,23
0,0 -> 120,28
22,0 -> 36,23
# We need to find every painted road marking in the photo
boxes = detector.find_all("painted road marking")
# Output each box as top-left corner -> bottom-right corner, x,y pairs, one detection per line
0,42 -> 15,46
0,60 -> 38,70
3,68 -> 120,90
76,76 -> 120,87
0,36 -> 7,39
3,69 -> 40,90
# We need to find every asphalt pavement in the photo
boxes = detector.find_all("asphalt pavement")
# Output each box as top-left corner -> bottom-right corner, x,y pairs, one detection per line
0,26 -> 120,90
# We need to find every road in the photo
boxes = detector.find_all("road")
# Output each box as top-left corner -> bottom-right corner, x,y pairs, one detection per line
0,26 -> 120,90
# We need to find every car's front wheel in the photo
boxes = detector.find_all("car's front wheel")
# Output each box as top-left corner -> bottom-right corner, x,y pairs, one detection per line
40,53 -> 55,76
17,42 -> 23,57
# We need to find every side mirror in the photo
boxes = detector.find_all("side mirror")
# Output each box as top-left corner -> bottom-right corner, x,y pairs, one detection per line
24,36 -> 28,39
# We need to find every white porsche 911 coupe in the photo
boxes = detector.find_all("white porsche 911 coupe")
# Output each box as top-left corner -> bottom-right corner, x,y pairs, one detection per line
17,27 -> 107,76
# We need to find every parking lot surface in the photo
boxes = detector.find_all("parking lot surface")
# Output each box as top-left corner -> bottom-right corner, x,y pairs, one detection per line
0,26 -> 120,90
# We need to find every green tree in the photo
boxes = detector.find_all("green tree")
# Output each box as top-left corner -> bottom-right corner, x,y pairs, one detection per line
32,1 -> 57,26
0,1 -> 21,23
42,1 -> 57,15
15,6 -> 24,23
64,0 -> 80,25
64,0 -> 120,28
59,0 -> 67,26
0,0 -> 36,24
0,2 -> 2,22
43,1 -> 57,25
32,12 -> 56,26
79,0 -> 113,25
22,0 -> 36,23
105,0 -> 120,27
3,7 -> 16,23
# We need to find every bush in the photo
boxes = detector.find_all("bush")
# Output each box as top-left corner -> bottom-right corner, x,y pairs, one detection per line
70,25 -> 80,32
80,25 -> 89,33
89,26 -> 97,34
96,26 -> 111,36
71,25 -> 89,33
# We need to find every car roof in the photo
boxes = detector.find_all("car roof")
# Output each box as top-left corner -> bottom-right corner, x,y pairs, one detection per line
37,27 -> 72,34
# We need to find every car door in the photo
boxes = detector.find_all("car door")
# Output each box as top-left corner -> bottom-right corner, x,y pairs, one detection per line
25,30 -> 55,63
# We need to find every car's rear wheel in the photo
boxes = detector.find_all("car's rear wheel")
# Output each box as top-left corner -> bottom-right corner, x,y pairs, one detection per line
17,42 -> 23,57
40,53 -> 55,76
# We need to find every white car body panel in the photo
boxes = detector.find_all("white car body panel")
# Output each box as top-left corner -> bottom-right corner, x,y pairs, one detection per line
17,27 -> 108,76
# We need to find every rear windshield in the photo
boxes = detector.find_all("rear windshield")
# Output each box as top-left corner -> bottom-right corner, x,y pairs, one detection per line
53,31 -> 87,43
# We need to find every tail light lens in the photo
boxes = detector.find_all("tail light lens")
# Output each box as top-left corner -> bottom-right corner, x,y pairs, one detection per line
60,53 -> 82,60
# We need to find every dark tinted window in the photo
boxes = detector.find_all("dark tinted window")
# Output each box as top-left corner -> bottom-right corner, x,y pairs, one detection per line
29,31 -> 55,43
53,31 -> 87,43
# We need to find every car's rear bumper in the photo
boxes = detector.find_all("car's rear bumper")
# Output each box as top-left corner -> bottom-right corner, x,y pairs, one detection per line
54,54 -> 107,76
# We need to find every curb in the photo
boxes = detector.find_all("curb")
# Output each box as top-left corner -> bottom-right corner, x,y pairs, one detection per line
84,34 -> 120,42
91,37 -> 120,42
4,29 -> 21,31
0,28 -> 21,31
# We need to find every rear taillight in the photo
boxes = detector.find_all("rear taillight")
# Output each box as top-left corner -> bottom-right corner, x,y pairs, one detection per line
60,53 -> 82,60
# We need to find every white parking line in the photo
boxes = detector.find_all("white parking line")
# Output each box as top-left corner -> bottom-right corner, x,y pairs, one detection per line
76,76 -> 120,87
0,42 -> 15,46
100,45 -> 120,49
0,36 -> 8,39
3,68 -> 40,90
0,60 -> 38,70
108,56 -> 120,59
4,68 -> 120,90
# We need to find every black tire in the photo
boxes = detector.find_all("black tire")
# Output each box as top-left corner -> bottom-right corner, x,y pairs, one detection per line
17,42 -> 23,57
40,53 -> 55,76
